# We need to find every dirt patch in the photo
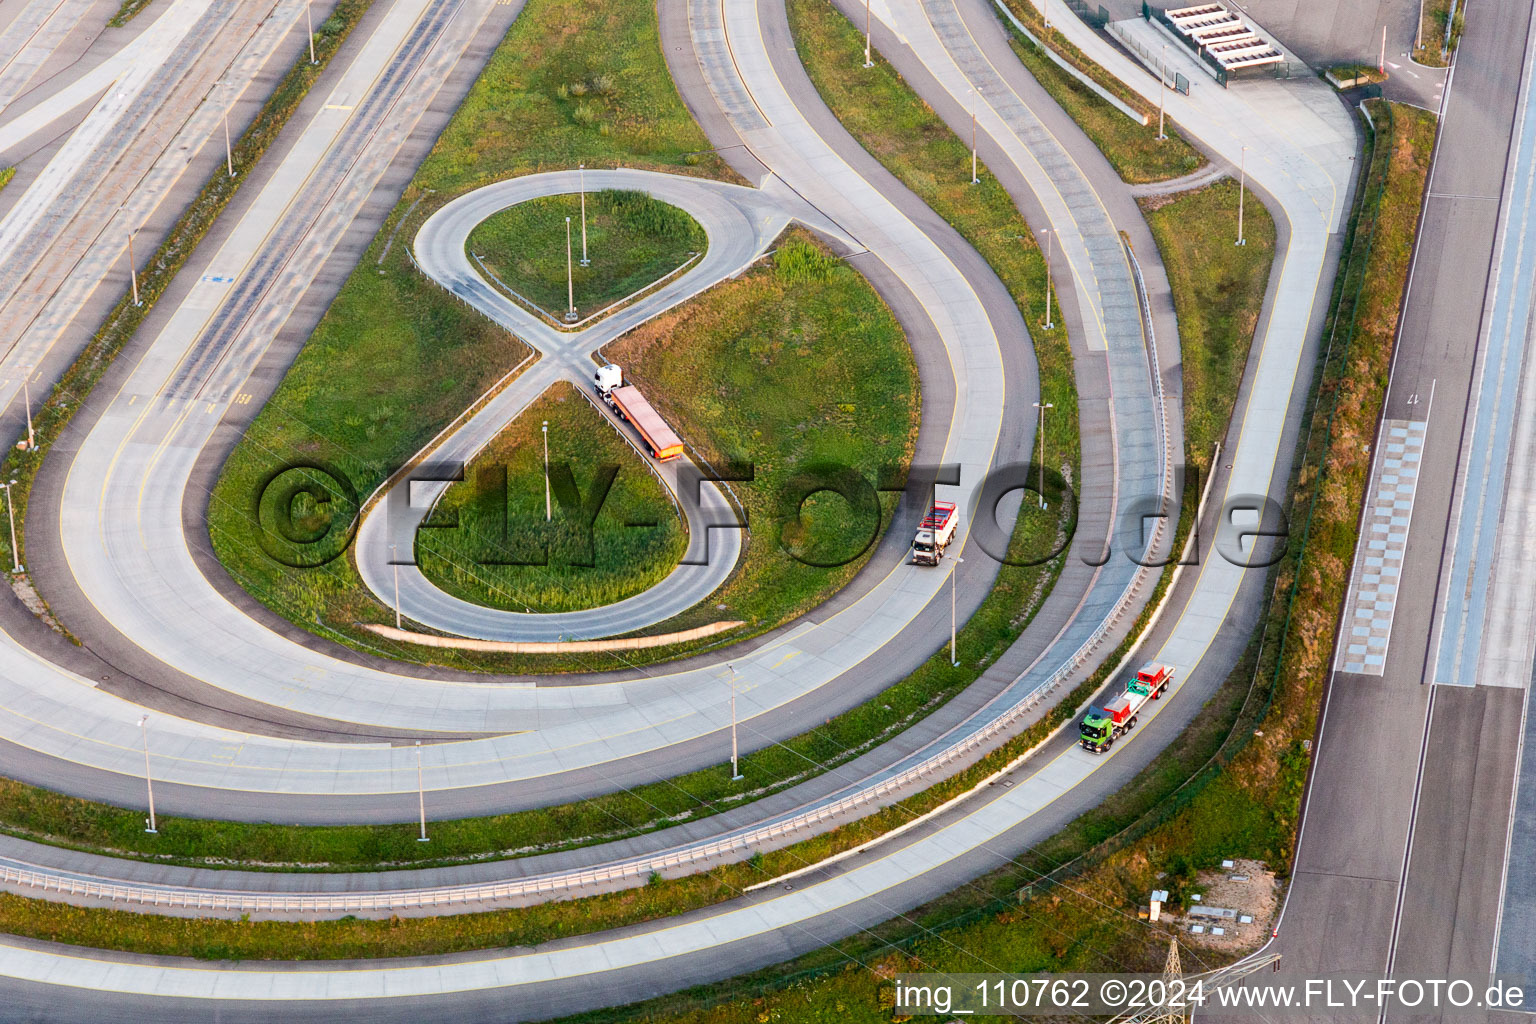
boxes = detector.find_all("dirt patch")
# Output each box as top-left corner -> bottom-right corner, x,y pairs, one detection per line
1175,858 -> 1281,953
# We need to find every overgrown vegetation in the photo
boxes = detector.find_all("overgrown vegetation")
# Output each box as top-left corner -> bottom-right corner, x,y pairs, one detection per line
107,0 -> 154,27
1414,0 -> 1463,67
468,189 -> 707,316
416,383 -> 685,612
997,4 -> 1205,183
1142,179 -> 1276,473
0,167 -> 15,192
0,0 -> 376,575
207,0 -> 737,672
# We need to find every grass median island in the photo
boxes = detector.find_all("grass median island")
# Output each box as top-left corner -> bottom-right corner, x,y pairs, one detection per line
997,5 -> 1205,184
468,190 -> 707,317
207,0 -> 736,671
1414,0 -> 1462,67
600,230 -> 920,636
415,382 -> 686,612
1142,179 -> 1277,474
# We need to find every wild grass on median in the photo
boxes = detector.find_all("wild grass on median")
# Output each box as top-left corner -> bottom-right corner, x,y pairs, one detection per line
1141,179 -> 1277,474
467,190 -> 707,315
415,382 -> 687,612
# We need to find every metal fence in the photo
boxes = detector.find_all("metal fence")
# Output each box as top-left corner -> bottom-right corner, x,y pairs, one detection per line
1107,21 -> 1192,95
1142,2 -> 1229,86
1063,0 -> 1109,29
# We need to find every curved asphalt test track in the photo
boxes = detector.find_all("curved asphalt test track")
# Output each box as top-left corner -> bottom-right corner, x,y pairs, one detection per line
354,168 -> 801,642
0,0 -> 1358,1015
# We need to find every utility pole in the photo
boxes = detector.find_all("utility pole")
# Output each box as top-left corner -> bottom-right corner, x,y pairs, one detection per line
306,0 -> 316,64
564,217 -> 577,322
1236,146 -> 1247,246
128,229 -> 140,306
1034,401 -> 1053,508
729,664 -> 743,780
1042,229 -> 1055,329
138,715 -> 157,833
863,0 -> 874,67
2,480 -> 18,572
1157,44 -> 1168,141
390,543 -> 401,628
578,164 -> 590,266
543,420 -> 551,521
950,558 -> 957,665
416,740 -> 429,842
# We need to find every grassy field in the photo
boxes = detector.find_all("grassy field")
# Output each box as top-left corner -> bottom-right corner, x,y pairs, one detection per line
468,189 -> 706,316
601,231 -> 919,635
1142,179 -> 1277,474
207,0 -> 735,671
998,9 -> 1205,184
415,384 -> 687,612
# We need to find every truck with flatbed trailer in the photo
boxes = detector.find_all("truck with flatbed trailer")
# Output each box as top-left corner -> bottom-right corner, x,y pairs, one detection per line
593,363 -> 685,462
1078,662 -> 1174,753
912,501 -> 957,565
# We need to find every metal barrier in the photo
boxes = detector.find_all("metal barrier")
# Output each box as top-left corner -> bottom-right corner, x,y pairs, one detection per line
1062,0 -> 1109,29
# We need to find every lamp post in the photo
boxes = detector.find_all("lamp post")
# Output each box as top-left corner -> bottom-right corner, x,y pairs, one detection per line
223,98 -> 234,178
1236,146 -> 1247,246
970,107 -> 980,185
1033,402 -> 1053,508
543,420 -> 551,521
1157,44 -> 1168,141
950,556 -> 964,666
729,664 -> 743,780
138,715 -> 157,834
578,164 -> 590,266
390,542 -> 401,629
306,0 -> 316,64
1041,228 -> 1055,329
128,228 -> 140,306
863,0 -> 874,67
2,479 -> 18,573
21,378 -> 33,449
564,217 -> 577,322
416,740 -> 430,842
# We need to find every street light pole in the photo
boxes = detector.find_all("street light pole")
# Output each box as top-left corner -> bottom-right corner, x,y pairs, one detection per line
306,0 -> 316,64
970,109 -> 980,184
1236,146 -> 1247,246
578,164 -> 590,266
128,229 -> 140,306
950,556 -> 964,666
21,379 -> 33,449
416,740 -> 430,842
863,0 -> 874,67
1042,229 -> 1055,329
1157,44 -> 1168,141
2,480 -> 18,573
729,664 -> 743,780
223,102 -> 234,177
390,542 -> 401,629
138,715 -> 157,833
543,420 -> 551,521
1379,24 -> 1387,73
1034,402 -> 1053,508
564,217 -> 577,322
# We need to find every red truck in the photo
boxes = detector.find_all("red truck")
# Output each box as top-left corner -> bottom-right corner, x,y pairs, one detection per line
1078,662 -> 1175,753
912,501 -> 957,565
593,363 -> 685,462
